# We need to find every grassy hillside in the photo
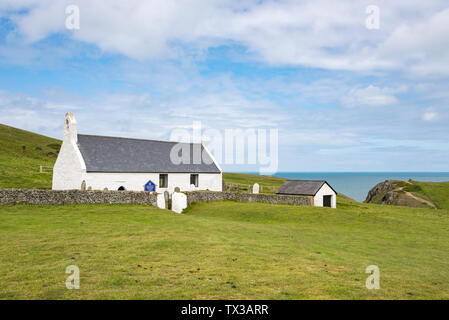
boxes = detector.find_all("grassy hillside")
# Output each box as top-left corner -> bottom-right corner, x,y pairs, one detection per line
223,172 -> 286,193
1,198 -> 448,299
223,172 -> 286,186
413,181 -> 449,210
0,124 -> 60,189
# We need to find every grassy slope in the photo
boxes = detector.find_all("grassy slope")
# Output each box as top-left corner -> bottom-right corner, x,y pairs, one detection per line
388,180 -> 449,209
1,198 -> 448,299
413,181 -> 449,210
0,124 -> 60,189
223,172 -> 286,186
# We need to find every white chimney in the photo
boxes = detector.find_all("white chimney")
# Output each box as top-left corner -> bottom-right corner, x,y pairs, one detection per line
63,112 -> 78,142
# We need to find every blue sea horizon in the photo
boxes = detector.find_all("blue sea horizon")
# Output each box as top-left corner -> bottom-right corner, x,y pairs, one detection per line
241,172 -> 449,202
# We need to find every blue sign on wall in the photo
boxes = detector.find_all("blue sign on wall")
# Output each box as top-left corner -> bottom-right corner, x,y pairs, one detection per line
144,180 -> 156,192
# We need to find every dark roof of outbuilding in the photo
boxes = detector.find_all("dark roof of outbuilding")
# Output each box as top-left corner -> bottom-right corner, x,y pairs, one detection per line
77,134 -> 221,173
276,180 -> 337,196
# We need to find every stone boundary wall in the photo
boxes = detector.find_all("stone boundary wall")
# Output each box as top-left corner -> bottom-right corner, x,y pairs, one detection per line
0,189 -> 157,206
185,191 -> 312,206
0,189 -> 311,208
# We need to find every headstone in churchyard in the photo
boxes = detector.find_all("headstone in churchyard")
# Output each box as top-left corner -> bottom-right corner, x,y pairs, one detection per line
222,180 -> 226,192
229,184 -> 233,192
81,180 -> 86,191
156,193 -> 165,209
236,184 -> 240,193
253,183 -> 260,194
248,185 -> 252,194
104,187 -> 108,191
190,184 -> 196,190
87,186 -> 92,191
172,192 -> 187,214
174,187 -> 180,192
164,190 -> 170,209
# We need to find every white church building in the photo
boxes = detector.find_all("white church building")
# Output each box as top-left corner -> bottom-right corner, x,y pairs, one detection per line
52,113 -> 222,193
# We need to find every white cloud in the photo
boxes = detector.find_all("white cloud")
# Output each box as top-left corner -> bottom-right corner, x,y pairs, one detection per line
0,85 -> 288,141
340,85 -> 406,108
422,110 -> 438,121
379,7 -> 449,76
1,0 -> 449,75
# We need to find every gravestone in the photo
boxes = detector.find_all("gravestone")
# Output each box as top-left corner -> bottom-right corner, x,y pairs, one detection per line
190,184 -> 196,190
172,192 -> 187,214
229,184 -> 233,192
248,185 -> 252,194
81,180 -> 86,191
164,191 -> 170,209
87,186 -> 92,191
236,184 -> 240,193
103,187 -> 108,191
222,180 -> 226,192
156,193 -> 165,209
253,183 -> 260,194
174,187 -> 180,192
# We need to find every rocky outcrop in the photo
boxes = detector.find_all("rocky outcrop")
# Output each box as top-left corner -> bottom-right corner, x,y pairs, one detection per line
364,180 -> 435,208
365,180 -> 397,204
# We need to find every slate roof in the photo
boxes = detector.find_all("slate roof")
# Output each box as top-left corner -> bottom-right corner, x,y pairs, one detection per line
276,180 -> 336,196
77,134 -> 221,173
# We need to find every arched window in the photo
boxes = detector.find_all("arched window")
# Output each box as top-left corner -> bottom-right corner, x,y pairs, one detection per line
118,186 -> 126,191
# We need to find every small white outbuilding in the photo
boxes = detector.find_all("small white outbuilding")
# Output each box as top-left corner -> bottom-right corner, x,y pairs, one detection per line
52,113 -> 222,193
276,180 -> 337,208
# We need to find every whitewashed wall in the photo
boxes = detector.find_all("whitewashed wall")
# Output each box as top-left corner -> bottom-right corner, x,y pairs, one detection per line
83,172 -> 222,193
313,183 -> 337,208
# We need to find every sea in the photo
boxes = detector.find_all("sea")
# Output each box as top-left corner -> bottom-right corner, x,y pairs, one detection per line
248,172 -> 449,202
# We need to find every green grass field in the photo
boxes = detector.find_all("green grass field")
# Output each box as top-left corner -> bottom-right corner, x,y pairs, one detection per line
1,198 -> 448,299
1,123 -> 449,299
0,124 -> 60,189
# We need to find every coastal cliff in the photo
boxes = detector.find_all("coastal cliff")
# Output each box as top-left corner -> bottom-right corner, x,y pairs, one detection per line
364,180 -> 436,208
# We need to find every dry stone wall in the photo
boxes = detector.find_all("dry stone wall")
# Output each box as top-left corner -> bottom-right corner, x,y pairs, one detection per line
185,191 -> 312,206
0,189 -> 311,208
0,189 -> 157,206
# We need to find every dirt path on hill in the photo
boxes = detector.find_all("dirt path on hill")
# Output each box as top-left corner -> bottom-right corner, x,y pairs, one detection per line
396,185 -> 436,208
404,191 -> 436,208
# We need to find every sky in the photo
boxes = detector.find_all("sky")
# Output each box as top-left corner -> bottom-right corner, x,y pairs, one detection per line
0,0 -> 448,172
